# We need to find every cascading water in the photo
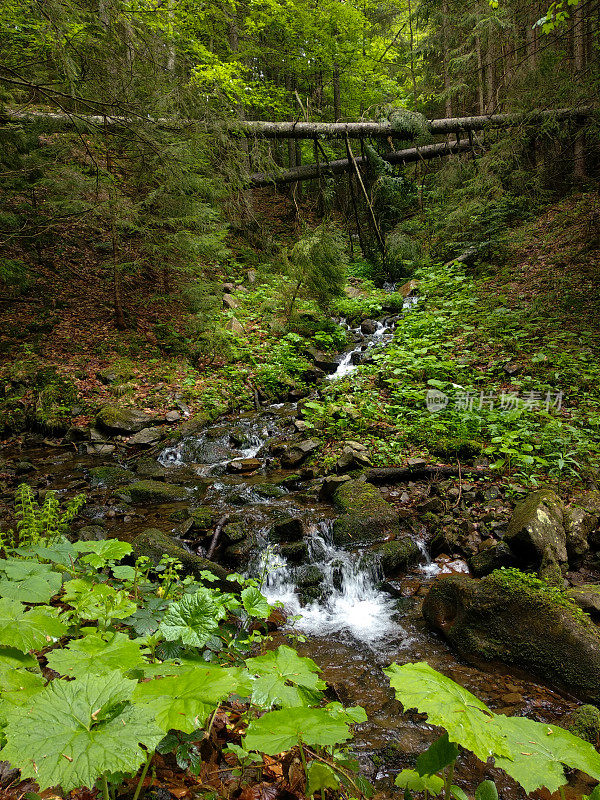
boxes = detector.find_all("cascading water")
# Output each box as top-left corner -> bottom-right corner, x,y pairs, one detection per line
256,521 -> 404,644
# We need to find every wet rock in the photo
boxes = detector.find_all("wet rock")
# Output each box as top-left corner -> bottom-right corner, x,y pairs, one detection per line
132,528 -> 233,588
190,506 -> 218,531
271,516 -> 304,542
77,525 -> 107,541
223,522 -> 246,543
336,445 -> 372,473
125,480 -> 188,504
332,479 -> 400,546
504,489 -> 567,574
568,585 -> 600,620
86,443 -> 115,455
89,466 -> 135,488
417,497 -> 445,514
368,537 -> 421,578
224,533 -> 257,566
306,348 -> 339,373
280,439 -> 320,468
565,505 -> 595,562
302,367 -> 326,383
96,405 -> 155,434
178,413 -> 212,437
128,427 -> 164,447
399,279 -> 419,298
279,541 -> 309,564
223,293 -> 238,309
469,542 -> 516,577
360,319 -> 378,334
253,483 -> 286,499
423,572 -> 600,704
228,458 -> 261,473
135,457 -> 168,480
563,704 -> 600,746
320,474 -> 352,499
297,565 -> 324,586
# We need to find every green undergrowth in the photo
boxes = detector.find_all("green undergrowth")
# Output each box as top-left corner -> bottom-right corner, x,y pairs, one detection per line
303,255 -> 600,484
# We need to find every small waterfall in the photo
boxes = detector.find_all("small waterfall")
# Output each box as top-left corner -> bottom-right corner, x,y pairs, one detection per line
256,522 -> 401,643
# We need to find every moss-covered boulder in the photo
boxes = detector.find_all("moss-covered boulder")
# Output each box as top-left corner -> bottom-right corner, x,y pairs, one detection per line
504,489 -> 567,575
332,479 -> 400,546
125,480 -> 188,504
368,537 -> 421,578
565,506 -> 595,562
469,542 -> 516,577
89,465 -> 135,488
423,570 -> 600,704
564,704 -> 600,746
567,585 -> 600,620
132,528 -> 234,590
190,506 -> 218,531
96,405 -> 155,434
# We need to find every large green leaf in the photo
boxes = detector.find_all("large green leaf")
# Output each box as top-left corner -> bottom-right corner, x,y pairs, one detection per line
16,536 -> 76,567
241,586 -> 270,619
46,631 -> 148,678
73,539 -> 133,568
245,645 -> 326,708
306,761 -> 340,795
159,588 -> 226,647
2,671 -> 163,791
0,559 -> 62,604
495,715 -> 600,794
0,598 -> 67,652
132,665 -> 250,733
384,662 -> 511,761
244,708 -> 351,754
395,769 -> 444,795
69,583 -> 137,626
416,733 -> 459,776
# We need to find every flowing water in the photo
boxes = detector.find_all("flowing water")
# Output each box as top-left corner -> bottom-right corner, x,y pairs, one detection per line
0,304 -> 582,797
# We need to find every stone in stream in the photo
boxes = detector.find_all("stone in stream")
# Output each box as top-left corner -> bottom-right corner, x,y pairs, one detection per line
132,528 -> 234,589
89,465 -> 135,488
469,541 -> 516,577
279,541 -> 309,564
305,347 -> 339,373
127,426 -> 164,446
563,704 -> 600,745
227,458 -> 261,473
77,525 -> 107,541
423,572 -> 600,705
360,318 -> 378,334
320,474 -> 352,499
280,439 -> 320,468
135,457 -> 169,480
190,506 -> 219,531
504,489 -> 567,582
124,480 -> 188,504
367,537 -> 421,578
270,516 -> 304,542
567,585 -> 600,620
332,478 -> 400,545
96,405 -> 155,434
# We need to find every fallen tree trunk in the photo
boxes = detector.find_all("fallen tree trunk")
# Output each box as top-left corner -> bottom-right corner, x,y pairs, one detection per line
3,106 -> 590,140
250,139 -> 477,186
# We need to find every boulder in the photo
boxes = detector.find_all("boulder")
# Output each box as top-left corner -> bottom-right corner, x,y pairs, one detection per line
226,317 -> 244,336
280,439 -> 320,469
369,537 -> 421,578
223,293 -> 238,309
469,542 -> 516,577
190,506 -> 218,531
178,413 -> 212,437
332,479 -> 400,546
565,505 -> 594,562
127,427 -> 164,447
77,525 -> 107,541
567,585 -> 600,620
135,457 -> 169,480
227,458 -> 261,473
320,474 -> 352,499
423,571 -> 600,704
89,466 -> 135,488
336,445 -> 372,473
125,480 -> 188,504
270,516 -> 304,542
360,319 -> 378,335
96,405 -> 155,434
399,279 -> 419,298
563,704 -> 600,746
132,528 -> 233,589
504,489 -> 567,574
306,348 -> 339,374
165,410 -> 181,423
279,541 -> 308,564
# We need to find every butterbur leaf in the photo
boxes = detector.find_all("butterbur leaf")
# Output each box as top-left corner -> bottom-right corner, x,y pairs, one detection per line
0,559 -> 62,604
73,539 -> 132,567
241,586 -> 270,619
159,588 -> 226,647
1,669 -> 46,706
306,762 -> 340,796
416,733 -> 458,776
0,598 -> 67,652
384,662 -> 510,761
494,714 -> 600,794
395,769 -> 444,796
244,708 -> 351,754
46,631 -> 148,678
588,786 -> 600,800
245,645 -> 326,708
16,537 -> 76,567
2,671 -> 162,791
324,702 -> 367,724
475,780 -> 498,800
450,786 -> 469,800
112,565 -> 136,581
0,647 -> 39,672
132,665 -> 249,733
71,584 -> 137,624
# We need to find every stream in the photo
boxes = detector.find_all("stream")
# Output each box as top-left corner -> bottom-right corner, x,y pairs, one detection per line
0,302 -> 581,798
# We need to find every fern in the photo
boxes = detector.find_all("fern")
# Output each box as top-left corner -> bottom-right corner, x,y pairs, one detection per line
12,484 -> 86,546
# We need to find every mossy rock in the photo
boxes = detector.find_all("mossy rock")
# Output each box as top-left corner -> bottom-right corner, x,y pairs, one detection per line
368,537 -> 421,578
332,479 -> 400,546
297,565 -> 325,586
132,528 -> 234,590
423,571 -> 600,704
280,541 -> 309,564
96,405 -> 154,434
89,466 -> 135,489
253,483 -> 287,499
568,585 -> 600,620
504,489 -> 567,569
125,480 -> 188,504
469,542 -> 516,578
564,704 -> 600,746
224,533 -> 257,566
223,522 -> 247,543
190,506 -> 218,531
134,457 -> 169,480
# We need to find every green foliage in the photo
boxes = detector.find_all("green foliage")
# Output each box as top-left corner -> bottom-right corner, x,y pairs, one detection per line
6,483 -> 86,548
285,224 -> 348,316
244,707 -> 352,754
245,645 -> 327,708
158,588 -> 228,647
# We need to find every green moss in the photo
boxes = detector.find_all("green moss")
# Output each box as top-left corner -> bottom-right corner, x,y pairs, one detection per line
124,480 -> 188,504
